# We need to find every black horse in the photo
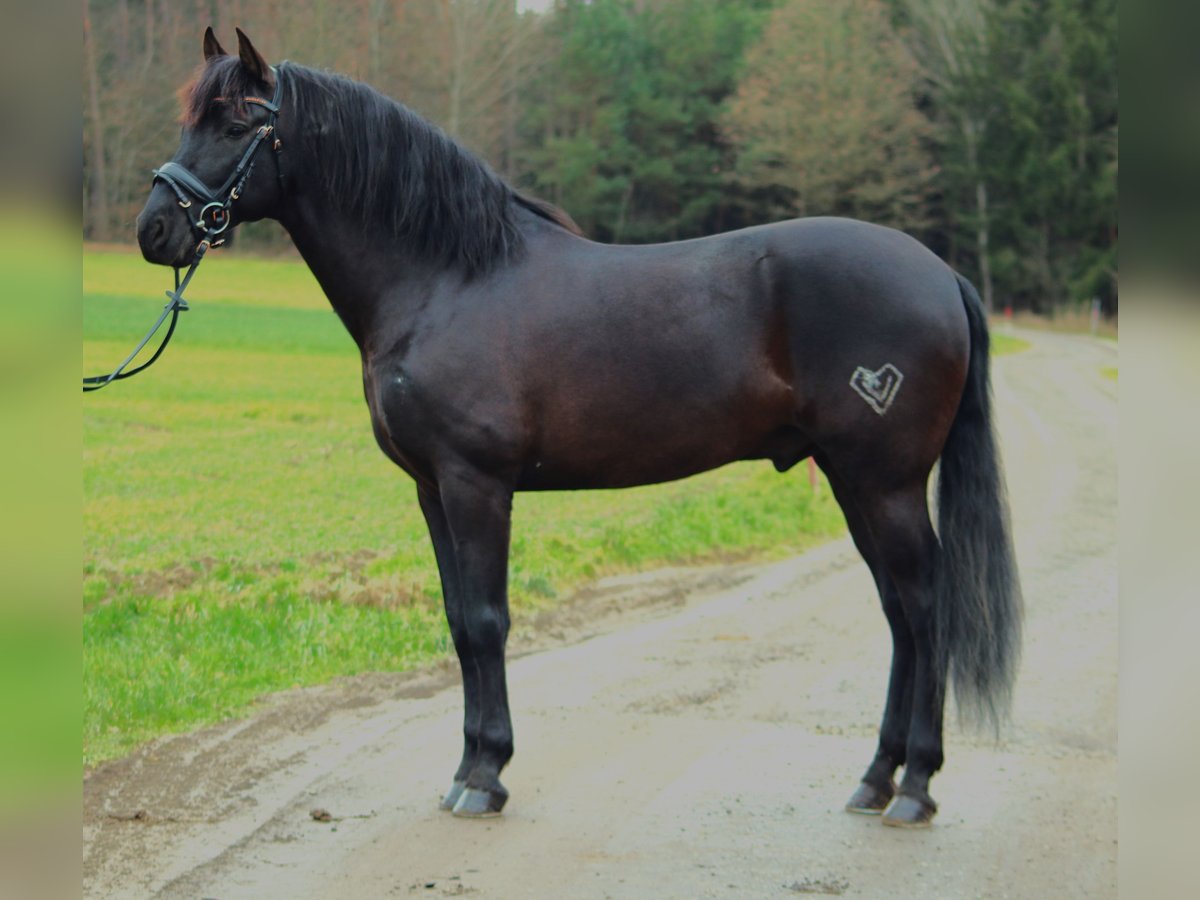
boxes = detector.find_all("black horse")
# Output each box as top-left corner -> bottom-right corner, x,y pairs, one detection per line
137,30 -> 1021,828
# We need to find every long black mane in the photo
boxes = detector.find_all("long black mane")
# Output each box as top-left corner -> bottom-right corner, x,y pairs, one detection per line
182,58 -> 579,276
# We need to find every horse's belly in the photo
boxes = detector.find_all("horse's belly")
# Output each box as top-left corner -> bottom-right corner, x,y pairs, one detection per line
516,451 -> 740,491
517,382 -> 792,490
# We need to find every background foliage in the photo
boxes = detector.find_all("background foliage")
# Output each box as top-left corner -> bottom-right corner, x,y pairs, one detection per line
84,0 -> 1117,314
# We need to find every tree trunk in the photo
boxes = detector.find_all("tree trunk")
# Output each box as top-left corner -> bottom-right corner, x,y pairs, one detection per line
963,119 -> 993,313
368,0 -> 385,82
447,0 -> 464,137
84,1 -> 110,240
974,177 -> 993,314
613,181 -> 633,243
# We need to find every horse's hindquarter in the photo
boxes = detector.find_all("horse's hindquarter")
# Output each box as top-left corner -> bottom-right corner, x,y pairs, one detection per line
765,218 -> 970,481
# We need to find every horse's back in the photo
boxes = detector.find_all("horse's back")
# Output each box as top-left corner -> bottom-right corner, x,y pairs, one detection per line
553,215 -> 966,349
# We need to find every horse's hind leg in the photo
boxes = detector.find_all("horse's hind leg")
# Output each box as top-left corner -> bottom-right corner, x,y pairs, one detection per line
819,461 -> 913,816
852,483 -> 945,827
426,468 -> 516,817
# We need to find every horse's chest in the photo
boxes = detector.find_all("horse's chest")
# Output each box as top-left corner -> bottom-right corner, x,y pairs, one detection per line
362,364 -> 434,478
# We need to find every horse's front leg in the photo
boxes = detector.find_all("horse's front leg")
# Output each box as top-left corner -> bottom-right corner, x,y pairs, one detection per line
430,467 -> 515,817
418,486 -> 478,812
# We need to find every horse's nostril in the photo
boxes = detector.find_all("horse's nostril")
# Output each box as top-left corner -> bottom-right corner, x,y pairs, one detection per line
138,213 -> 171,258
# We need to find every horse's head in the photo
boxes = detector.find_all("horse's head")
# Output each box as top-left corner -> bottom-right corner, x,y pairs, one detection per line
137,28 -> 285,267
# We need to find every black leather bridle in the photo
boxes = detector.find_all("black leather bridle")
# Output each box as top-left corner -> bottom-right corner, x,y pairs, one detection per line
152,66 -> 286,248
83,66 -> 286,393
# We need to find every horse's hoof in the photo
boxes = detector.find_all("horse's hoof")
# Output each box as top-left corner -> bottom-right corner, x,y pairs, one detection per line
439,781 -> 466,811
451,786 -> 507,818
845,780 -> 896,815
881,793 -> 937,828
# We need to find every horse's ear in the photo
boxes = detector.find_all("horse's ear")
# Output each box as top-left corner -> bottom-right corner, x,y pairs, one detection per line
202,26 -> 227,61
235,27 -> 275,89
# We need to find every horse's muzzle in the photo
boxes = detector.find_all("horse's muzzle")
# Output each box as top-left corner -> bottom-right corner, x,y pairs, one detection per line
136,201 -> 195,268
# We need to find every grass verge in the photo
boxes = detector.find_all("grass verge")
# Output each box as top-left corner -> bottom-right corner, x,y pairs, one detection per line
991,332 -> 1031,356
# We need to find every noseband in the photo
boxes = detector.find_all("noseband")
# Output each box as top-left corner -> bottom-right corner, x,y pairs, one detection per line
152,64 -> 287,250
82,66 -> 286,392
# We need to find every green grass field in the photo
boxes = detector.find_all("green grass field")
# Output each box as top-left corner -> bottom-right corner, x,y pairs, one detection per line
84,247 -> 852,765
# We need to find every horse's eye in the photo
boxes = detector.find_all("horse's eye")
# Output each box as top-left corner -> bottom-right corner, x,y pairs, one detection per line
225,124 -> 248,139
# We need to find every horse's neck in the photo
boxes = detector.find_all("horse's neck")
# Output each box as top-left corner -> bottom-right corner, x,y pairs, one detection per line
276,181 -> 564,352
278,195 -> 441,352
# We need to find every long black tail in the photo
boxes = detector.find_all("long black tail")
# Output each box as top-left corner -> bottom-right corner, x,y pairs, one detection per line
934,273 -> 1023,730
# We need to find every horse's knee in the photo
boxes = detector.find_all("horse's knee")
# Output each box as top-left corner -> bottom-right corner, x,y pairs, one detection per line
464,604 -> 508,655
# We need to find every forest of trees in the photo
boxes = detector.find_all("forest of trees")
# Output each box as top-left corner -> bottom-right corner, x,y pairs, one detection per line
83,0 -> 1117,315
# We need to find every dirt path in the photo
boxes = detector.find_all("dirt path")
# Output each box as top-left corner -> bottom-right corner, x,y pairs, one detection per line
83,328 -> 1117,899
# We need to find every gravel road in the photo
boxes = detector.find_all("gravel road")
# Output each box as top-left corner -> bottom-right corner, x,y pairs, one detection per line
83,327 -> 1117,899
